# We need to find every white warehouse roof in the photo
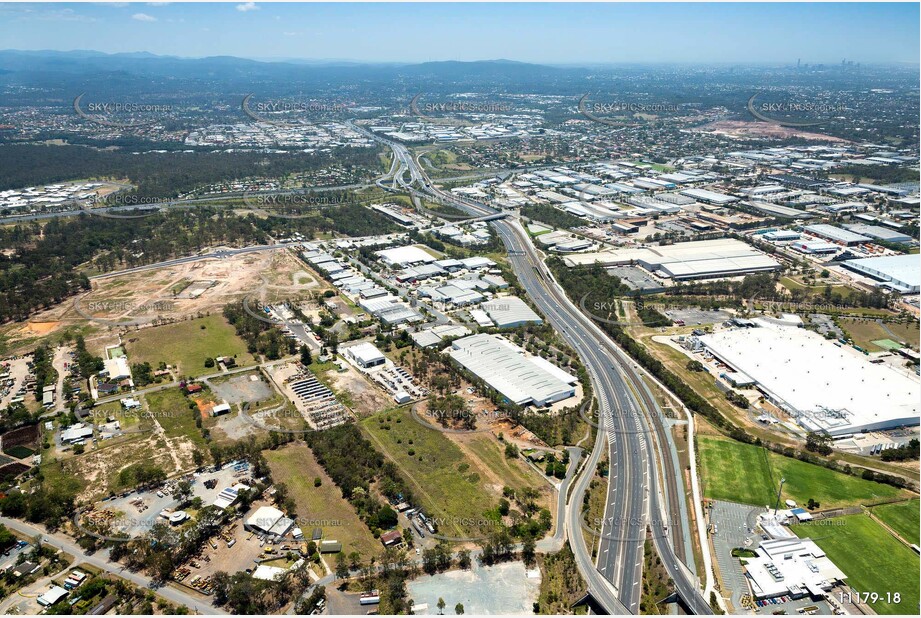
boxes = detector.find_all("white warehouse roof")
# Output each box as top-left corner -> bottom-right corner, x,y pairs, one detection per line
699,319 -> 920,436
481,296 -> 542,327
449,334 -> 576,407
375,245 -> 437,266
843,254 -> 920,294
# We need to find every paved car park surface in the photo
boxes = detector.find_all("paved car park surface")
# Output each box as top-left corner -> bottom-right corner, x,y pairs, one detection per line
709,500 -> 762,610
407,560 -> 540,615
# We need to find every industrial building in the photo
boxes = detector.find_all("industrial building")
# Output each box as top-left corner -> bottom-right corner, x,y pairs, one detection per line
842,254 -> 920,294
344,341 -> 387,369
802,224 -> 871,246
744,538 -> 847,600
679,188 -> 739,205
481,296 -> 543,328
245,505 -> 294,538
448,333 -> 577,407
843,224 -> 912,244
563,238 -> 780,280
698,320 -> 920,436
375,245 -> 437,267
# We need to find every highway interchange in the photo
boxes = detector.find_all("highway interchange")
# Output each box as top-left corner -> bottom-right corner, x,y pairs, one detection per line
354,122 -> 714,614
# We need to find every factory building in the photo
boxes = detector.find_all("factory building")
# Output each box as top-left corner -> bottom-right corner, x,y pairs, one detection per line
481,296 -> 543,328
744,538 -> 847,600
563,238 -> 780,281
698,320 -> 919,436
448,334 -> 576,407
679,188 -> 739,205
802,224 -> 871,246
842,254 -> 920,294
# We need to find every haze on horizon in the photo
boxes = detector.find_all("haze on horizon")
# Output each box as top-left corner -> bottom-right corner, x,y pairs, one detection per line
0,1 -> 918,66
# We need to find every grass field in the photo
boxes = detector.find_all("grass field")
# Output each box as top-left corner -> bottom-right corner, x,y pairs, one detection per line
872,499 -> 920,545
793,515 -> 919,614
697,436 -> 908,508
125,315 -> 257,376
360,407 -> 500,538
144,387 -> 207,448
838,317 -> 920,352
265,444 -> 382,559
461,433 -> 545,494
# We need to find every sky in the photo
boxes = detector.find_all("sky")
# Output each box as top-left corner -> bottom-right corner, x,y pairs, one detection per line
0,2 -> 918,65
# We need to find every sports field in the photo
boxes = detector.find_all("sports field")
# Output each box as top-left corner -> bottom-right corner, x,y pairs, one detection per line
697,436 -> 908,508
125,314 -> 257,375
872,499 -> 920,545
793,514 -> 919,615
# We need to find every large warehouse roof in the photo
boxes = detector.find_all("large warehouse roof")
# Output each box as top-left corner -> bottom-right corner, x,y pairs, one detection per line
375,245 -> 437,266
803,224 -> 871,245
562,238 -> 780,280
699,320 -> 920,436
449,334 -> 575,407
481,296 -> 542,327
843,254 -> 920,294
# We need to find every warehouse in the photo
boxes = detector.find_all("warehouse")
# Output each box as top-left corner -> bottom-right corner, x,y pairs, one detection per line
562,238 -> 780,280
449,334 -> 576,407
375,246 -> 437,267
679,188 -> 739,205
790,240 -> 839,255
743,201 -> 814,219
802,224 -> 870,246
481,296 -> 543,328
344,342 -> 387,369
699,320 -> 920,436
842,254 -> 920,294
843,224 -> 912,244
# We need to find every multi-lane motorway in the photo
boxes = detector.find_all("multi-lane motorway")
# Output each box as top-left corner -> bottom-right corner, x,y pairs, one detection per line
354,122 -> 713,614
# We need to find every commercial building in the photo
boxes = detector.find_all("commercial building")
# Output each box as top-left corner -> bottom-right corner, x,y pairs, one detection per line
744,538 -> 846,600
481,296 -> 543,328
698,320 -> 920,436
448,333 -> 577,407
842,254 -> 920,294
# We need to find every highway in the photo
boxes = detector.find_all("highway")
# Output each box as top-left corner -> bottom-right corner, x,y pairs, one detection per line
353,121 -> 712,614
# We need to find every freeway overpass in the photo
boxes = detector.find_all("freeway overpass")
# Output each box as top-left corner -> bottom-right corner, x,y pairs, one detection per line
356,121 -> 712,614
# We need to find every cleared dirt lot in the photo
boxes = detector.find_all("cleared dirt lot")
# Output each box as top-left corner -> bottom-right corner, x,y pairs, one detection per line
1,248 -> 325,353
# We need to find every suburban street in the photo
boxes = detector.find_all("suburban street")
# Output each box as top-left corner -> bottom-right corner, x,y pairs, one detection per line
0,516 -> 226,615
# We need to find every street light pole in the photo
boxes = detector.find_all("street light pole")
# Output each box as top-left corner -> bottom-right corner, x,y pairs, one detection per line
773,477 -> 786,516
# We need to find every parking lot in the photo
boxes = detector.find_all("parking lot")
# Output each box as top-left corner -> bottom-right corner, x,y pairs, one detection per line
665,308 -> 733,325
709,499 -> 762,611
407,560 -> 540,615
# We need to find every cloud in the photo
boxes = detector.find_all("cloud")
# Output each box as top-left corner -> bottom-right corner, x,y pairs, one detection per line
132,13 -> 158,22
236,2 -> 258,12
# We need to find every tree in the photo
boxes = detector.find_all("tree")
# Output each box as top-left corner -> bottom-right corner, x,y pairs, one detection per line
457,549 -> 471,570
455,603 -> 465,615
521,535 -> 536,567
300,345 -> 313,366
437,597 -> 446,615
204,357 -> 215,368
335,553 -> 350,580
172,479 -> 193,505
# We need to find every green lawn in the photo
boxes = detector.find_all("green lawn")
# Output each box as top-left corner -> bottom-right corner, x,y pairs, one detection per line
463,433 -> 545,494
265,444 -> 382,559
793,514 -> 919,614
873,499 -> 920,545
125,314 -> 257,376
144,387 -> 207,447
360,407 -> 500,538
697,436 -> 908,508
